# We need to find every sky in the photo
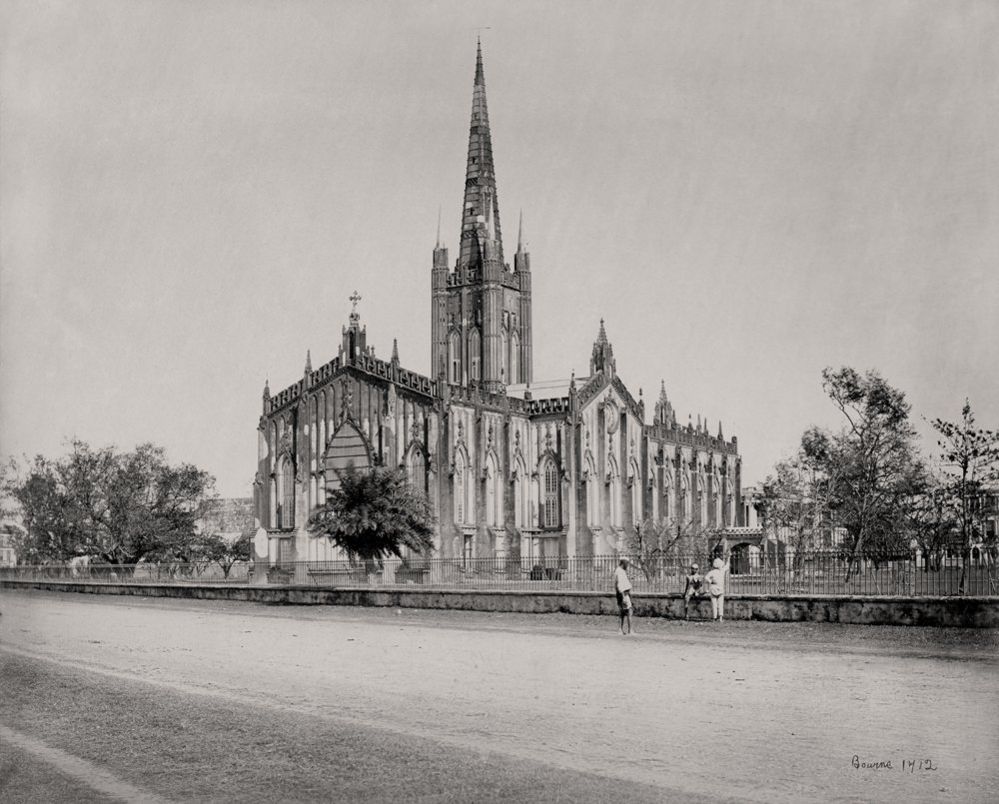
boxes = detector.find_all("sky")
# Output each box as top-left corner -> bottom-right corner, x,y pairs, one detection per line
2,0 -> 997,497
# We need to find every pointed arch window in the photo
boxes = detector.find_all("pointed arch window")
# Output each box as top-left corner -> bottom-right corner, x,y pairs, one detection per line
608,457 -> 621,528
680,471 -> 690,525
510,331 -> 520,384
585,456 -> 599,527
468,329 -> 481,383
698,470 -> 708,526
448,331 -> 461,384
500,330 -> 508,385
485,452 -> 501,527
662,471 -> 672,523
514,456 -> 529,529
406,445 -> 428,497
631,460 -> 643,526
454,451 -> 467,525
276,456 -> 295,529
542,460 -> 560,529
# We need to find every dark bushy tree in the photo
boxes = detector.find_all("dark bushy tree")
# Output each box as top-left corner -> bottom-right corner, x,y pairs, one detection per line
308,465 -> 435,563
4,440 -> 216,565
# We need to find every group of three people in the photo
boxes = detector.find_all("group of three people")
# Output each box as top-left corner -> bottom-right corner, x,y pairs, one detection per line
613,556 -> 730,635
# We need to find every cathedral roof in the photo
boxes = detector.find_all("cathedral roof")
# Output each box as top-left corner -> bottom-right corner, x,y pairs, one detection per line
506,378 -> 580,400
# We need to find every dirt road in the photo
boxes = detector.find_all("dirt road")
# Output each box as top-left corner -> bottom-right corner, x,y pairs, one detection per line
1,590 -> 996,802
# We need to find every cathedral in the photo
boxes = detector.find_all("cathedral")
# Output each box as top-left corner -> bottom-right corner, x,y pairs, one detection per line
253,43 -> 743,567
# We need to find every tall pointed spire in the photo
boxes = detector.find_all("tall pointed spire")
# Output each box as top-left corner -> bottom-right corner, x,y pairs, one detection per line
459,38 -> 503,268
517,209 -> 524,251
436,205 -> 442,248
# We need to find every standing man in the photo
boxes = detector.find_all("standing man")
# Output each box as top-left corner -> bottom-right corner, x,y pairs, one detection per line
682,562 -> 704,620
614,558 -> 634,635
705,554 -> 731,622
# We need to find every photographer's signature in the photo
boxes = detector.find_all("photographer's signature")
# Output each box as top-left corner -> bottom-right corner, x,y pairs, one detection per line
852,755 -> 937,772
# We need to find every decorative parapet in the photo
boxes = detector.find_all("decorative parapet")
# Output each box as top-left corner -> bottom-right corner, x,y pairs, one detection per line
443,384 -> 569,418
447,383 -> 526,412
311,357 -> 340,386
645,421 -> 739,455
267,353 -> 438,415
527,396 -> 570,416
269,380 -> 305,413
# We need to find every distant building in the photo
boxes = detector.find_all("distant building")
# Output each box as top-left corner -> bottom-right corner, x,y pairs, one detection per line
254,44 -> 744,566
198,498 -> 254,543
0,522 -> 21,567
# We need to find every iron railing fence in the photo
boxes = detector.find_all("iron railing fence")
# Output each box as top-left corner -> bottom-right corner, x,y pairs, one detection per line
1,551 -> 996,596
0,561 -> 251,585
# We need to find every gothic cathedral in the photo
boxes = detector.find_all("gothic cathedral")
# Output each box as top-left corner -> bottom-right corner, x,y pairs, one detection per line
254,43 -> 743,566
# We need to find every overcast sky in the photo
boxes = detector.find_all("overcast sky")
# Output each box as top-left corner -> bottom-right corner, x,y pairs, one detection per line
2,0 -> 997,497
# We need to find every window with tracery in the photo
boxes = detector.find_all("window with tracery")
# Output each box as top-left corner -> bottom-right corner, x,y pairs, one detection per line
277,457 -> 295,529
542,461 -> 559,528
631,461 -> 643,525
510,332 -> 520,384
485,453 -> 501,527
468,329 -> 481,382
454,452 -> 466,524
448,331 -> 460,384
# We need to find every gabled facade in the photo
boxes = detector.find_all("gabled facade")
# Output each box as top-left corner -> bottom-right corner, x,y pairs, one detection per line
254,43 -> 743,566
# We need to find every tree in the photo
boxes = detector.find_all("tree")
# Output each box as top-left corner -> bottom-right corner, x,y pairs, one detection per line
931,400 -> 999,590
308,465 -> 435,563
3,440 -> 217,565
197,531 -> 253,578
627,517 -> 712,588
758,454 -> 829,555
802,368 -> 928,576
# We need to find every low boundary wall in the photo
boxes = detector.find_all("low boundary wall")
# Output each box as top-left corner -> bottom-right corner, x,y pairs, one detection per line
1,580 -> 996,628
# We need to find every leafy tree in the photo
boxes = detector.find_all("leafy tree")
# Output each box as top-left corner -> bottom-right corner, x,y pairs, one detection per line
901,481 -> 957,572
3,440 -> 217,565
196,531 -> 253,578
758,454 -> 830,554
931,400 -> 999,590
308,465 -> 435,563
802,368 -> 928,575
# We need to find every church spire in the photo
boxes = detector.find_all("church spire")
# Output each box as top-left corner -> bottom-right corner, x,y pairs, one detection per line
459,38 -> 503,269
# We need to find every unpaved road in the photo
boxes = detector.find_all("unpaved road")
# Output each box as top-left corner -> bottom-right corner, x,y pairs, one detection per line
1,589 -> 996,803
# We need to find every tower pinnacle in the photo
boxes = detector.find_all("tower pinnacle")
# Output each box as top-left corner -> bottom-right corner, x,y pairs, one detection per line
459,39 -> 503,269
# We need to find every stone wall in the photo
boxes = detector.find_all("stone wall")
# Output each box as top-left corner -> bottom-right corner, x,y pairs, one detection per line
3,580 -> 997,628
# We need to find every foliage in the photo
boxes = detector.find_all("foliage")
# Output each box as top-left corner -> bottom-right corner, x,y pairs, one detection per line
931,399 -> 999,549
188,531 -> 253,578
930,400 -> 999,590
3,440 -> 217,565
308,465 -> 435,563
626,517 -> 713,584
801,368 -> 929,566
758,454 -> 830,557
